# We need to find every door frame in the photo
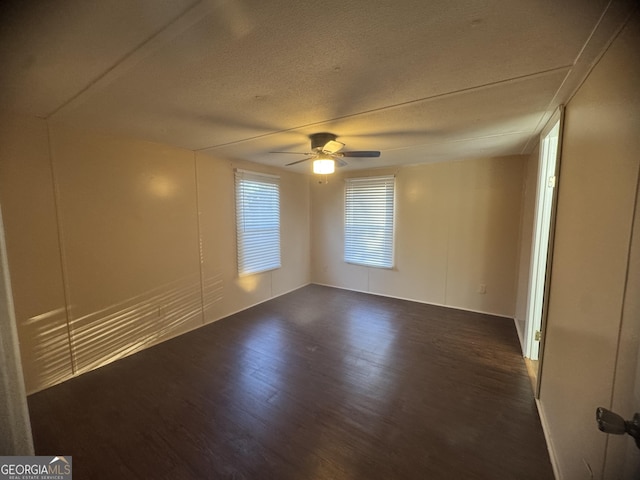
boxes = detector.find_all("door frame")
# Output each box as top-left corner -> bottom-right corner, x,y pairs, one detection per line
523,106 -> 565,397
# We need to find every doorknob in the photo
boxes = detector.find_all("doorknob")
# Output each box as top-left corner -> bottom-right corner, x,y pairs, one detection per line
596,407 -> 640,450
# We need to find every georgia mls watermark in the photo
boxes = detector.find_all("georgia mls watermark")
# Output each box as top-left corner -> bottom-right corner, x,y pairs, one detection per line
0,456 -> 72,480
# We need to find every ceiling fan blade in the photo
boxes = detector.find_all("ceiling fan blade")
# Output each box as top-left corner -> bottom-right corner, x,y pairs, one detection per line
323,140 -> 345,154
270,151 -> 312,155
336,158 -> 348,167
341,151 -> 381,158
285,158 -> 313,166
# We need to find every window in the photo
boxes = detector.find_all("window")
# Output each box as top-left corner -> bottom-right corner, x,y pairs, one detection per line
344,175 -> 395,268
235,169 -> 281,276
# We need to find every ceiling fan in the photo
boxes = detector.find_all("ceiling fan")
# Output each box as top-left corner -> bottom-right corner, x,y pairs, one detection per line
272,133 -> 381,174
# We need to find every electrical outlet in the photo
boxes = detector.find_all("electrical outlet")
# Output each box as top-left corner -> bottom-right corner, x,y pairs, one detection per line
478,284 -> 487,294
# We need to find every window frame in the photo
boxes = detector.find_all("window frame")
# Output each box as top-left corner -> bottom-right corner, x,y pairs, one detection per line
344,175 -> 396,269
234,169 -> 281,276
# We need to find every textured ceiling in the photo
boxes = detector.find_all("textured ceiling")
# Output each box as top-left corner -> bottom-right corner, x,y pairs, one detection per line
0,0 -> 635,173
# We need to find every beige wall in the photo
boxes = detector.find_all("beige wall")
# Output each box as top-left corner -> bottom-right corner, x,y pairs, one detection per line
50,124 -> 203,375
514,145 -> 539,343
0,115 -> 72,392
607,161 -> 640,480
311,156 -> 526,317
0,118 -> 310,393
196,153 -> 310,322
538,12 -> 640,479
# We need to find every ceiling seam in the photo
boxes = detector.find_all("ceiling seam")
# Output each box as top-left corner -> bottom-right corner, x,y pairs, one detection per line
520,0 -> 637,154
571,0 -> 615,67
561,3 -> 637,108
195,65 -> 572,152
382,131 -> 533,153
44,0 -> 210,119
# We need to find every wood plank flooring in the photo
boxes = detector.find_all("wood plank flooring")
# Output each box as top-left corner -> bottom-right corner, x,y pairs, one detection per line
28,284 -> 554,479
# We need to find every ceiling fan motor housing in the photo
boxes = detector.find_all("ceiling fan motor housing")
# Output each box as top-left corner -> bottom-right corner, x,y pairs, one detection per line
310,132 -> 338,150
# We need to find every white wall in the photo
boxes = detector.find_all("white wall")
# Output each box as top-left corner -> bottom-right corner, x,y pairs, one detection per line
537,11 -> 640,479
0,116 -> 310,393
311,156 -> 526,317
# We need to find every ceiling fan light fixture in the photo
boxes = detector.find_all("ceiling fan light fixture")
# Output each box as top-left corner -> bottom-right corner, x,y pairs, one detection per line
313,156 -> 335,174
278,132 -> 380,171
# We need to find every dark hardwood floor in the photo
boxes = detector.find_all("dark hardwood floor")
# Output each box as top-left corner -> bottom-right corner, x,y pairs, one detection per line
28,284 -> 554,479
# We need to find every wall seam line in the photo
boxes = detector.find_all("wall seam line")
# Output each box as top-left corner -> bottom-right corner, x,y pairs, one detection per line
443,162 -> 451,306
45,122 -> 77,375
193,152 -> 206,325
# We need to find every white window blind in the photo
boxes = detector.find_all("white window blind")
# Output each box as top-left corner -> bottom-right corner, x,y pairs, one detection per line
235,170 -> 281,276
344,175 -> 395,268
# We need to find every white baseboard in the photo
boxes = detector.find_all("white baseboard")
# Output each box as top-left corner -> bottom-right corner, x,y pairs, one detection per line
203,282 -> 312,325
311,282 -> 514,319
536,398 -> 561,480
514,317 -> 526,353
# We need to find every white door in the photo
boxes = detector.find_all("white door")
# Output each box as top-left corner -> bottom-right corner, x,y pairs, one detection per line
524,111 -> 562,360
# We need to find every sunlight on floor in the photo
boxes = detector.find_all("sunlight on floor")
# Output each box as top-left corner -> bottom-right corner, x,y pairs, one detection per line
524,358 -> 539,393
